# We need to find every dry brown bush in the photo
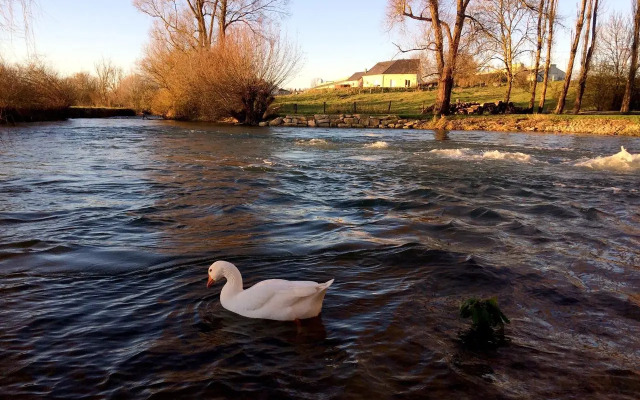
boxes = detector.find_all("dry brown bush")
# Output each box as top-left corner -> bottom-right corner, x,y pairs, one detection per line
0,60 -> 73,122
140,28 -> 300,123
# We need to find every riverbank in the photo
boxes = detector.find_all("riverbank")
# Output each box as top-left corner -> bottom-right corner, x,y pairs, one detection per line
0,107 -> 137,124
424,114 -> 640,136
264,113 -> 640,136
66,107 -> 137,119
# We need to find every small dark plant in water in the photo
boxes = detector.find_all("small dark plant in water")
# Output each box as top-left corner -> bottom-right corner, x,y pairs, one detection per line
459,297 -> 510,349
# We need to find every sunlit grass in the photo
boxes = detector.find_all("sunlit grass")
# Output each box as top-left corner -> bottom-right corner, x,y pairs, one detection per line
274,82 -> 573,116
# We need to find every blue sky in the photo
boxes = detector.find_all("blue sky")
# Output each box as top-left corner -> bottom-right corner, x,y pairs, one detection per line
1,0 -> 633,89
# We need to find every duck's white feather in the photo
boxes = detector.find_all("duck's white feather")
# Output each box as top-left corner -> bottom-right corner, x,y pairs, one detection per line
208,261 -> 333,321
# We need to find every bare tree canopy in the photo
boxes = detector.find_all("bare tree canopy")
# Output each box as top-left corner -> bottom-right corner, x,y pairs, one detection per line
597,13 -> 633,78
0,0 -> 35,38
472,0 -> 533,103
133,0 -> 288,50
387,0 -> 473,116
95,58 -> 123,107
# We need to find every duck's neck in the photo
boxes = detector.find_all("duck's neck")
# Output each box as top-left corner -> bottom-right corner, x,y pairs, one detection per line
221,263 -> 243,299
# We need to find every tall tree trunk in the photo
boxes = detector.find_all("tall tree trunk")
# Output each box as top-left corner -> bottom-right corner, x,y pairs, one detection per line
185,0 -> 210,48
436,68 -> 454,115
621,0 -> 640,113
573,0 -> 598,114
218,0 -> 228,43
434,0 -> 471,116
538,0 -> 557,113
399,0 -> 470,116
529,0 -> 546,111
505,69 -> 513,103
555,0 -> 588,114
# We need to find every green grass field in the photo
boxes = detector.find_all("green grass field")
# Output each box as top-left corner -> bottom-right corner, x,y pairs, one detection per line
273,82 -> 574,118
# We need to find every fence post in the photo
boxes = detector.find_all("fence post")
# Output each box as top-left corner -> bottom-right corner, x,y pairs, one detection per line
388,101 -> 391,113
323,102 -> 326,114
422,101 -> 425,114
294,103 -> 298,114
353,102 -> 357,114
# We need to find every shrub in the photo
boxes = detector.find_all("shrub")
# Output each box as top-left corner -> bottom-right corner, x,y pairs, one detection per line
459,297 -> 510,349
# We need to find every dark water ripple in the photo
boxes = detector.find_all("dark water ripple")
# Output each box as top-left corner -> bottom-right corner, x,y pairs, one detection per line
1,119 -> 639,399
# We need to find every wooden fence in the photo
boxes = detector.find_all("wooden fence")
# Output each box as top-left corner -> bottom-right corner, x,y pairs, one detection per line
275,101 -> 429,116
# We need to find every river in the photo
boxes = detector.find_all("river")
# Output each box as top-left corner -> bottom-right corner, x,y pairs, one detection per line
1,119 -> 639,399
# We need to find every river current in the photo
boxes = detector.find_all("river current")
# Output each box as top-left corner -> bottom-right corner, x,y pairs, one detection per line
1,119 -> 639,399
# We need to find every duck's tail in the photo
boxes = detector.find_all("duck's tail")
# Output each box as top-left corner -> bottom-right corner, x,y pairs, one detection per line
318,279 -> 334,291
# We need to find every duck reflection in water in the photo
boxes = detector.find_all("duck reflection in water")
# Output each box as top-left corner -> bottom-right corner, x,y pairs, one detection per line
202,308 -> 328,344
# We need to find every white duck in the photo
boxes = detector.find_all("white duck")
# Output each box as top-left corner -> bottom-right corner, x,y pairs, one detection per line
206,261 -> 334,321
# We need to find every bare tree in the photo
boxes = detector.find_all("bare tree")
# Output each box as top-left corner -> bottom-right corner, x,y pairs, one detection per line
597,13 -> 632,79
474,0 -> 532,103
573,0 -> 599,114
0,0 -> 33,34
621,0 -> 640,113
133,0 -> 287,50
538,0 -> 557,112
528,0 -> 546,110
388,0 -> 473,116
554,0 -> 588,114
202,31 -> 300,123
95,58 -> 123,107
217,0 -> 287,41
134,0 -> 217,50
309,77 -> 323,88
66,72 -> 99,106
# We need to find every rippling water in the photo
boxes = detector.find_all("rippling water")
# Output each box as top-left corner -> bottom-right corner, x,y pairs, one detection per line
1,119 -> 639,399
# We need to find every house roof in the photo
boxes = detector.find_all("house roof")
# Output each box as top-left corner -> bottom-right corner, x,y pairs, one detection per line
364,59 -> 420,76
346,71 -> 365,81
548,64 -> 565,74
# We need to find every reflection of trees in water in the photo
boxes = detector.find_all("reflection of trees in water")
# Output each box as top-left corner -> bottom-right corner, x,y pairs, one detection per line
142,124 -> 275,257
434,129 -> 450,141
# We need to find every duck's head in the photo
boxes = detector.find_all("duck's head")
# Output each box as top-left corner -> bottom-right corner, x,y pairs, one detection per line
207,260 -> 234,288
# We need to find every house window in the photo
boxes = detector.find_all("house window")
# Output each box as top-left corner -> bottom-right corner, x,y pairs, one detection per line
390,79 -> 395,87
405,79 -> 411,87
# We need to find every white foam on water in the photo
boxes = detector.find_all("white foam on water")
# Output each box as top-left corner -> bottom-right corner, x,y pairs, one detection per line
364,141 -> 389,149
350,155 -> 383,161
575,147 -> 640,172
296,138 -> 330,146
429,148 -> 534,163
481,150 -> 533,162
428,148 -> 472,158
606,187 -> 623,195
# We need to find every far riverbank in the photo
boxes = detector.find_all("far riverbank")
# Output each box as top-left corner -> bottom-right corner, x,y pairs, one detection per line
0,107 -> 136,124
264,113 -> 640,136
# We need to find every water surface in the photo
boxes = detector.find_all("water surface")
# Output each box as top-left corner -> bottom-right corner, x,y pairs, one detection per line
1,119 -> 639,399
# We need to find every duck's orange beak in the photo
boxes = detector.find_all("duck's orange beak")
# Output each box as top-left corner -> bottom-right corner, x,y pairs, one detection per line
207,276 -> 215,288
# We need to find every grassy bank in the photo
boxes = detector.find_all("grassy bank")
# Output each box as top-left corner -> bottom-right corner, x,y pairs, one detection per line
272,83 -> 640,136
422,114 -> 640,136
274,83 -> 573,117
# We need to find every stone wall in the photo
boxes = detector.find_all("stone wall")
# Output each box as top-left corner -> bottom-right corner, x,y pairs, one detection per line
261,114 -> 421,130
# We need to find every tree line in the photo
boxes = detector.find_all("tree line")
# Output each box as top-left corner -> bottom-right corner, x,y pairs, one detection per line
1,0 -> 299,124
388,0 -> 640,115
2,0 -> 640,123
